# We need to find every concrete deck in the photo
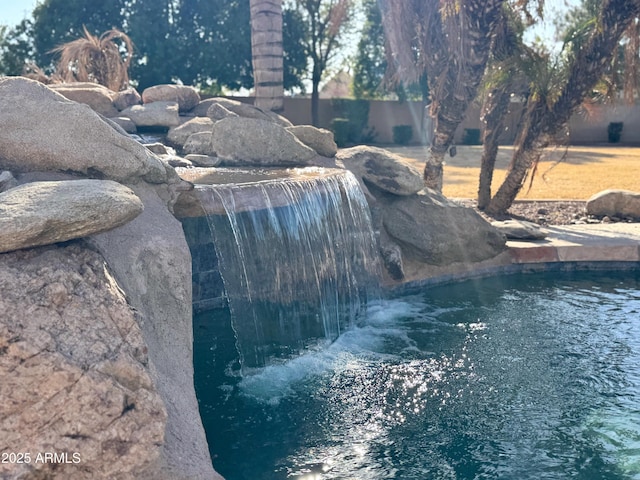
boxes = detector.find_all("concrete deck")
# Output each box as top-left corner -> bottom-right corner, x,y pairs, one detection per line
395,222 -> 640,292
508,223 -> 640,264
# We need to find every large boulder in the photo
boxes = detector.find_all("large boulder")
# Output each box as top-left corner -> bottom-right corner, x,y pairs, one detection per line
586,189 -> 640,218
120,101 -> 181,128
90,183 -> 221,480
337,146 -> 424,196
142,84 -> 201,113
287,125 -> 338,157
184,132 -> 214,155
167,117 -> 214,147
49,82 -> 119,117
205,97 -> 293,127
382,189 -> 507,265
0,77 -> 166,183
113,87 -> 142,111
0,180 -> 144,253
211,117 -> 317,166
0,243 -> 167,479
491,219 -> 548,240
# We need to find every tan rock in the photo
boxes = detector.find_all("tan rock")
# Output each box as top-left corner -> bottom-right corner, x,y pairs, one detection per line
287,125 -> 338,157
0,180 -> 144,253
0,244 -> 166,479
586,189 -> 640,218
49,82 -> 118,117
167,117 -> 214,146
120,101 -> 181,127
0,77 -> 166,183
337,145 -> 424,196
142,84 -> 201,113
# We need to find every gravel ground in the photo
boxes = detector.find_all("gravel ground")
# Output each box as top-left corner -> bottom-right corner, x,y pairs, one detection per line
455,199 -> 638,226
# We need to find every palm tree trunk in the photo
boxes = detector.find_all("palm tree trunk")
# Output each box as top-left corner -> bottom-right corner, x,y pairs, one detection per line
477,84 -> 511,209
422,0 -> 504,192
250,0 -> 284,112
487,0 -> 640,214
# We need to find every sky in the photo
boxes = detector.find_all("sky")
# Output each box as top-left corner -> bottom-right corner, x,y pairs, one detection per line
0,0 -> 38,27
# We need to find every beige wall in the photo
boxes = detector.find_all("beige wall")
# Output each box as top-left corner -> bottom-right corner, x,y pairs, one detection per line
230,96 -> 640,146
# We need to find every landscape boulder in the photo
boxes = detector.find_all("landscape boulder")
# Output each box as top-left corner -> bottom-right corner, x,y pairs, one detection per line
49,82 -> 118,117
0,180 -> 144,253
0,243 -> 166,479
287,125 -> 338,157
338,145 -> 424,196
0,171 -> 17,192
184,132 -> 214,155
185,154 -> 221,167
167,117 -> 214,147
382,188 -> 507,265
491,219 -> 548,240
0,77 -> 166,183
205,97 -> 292,127
211,117 -> 317,166
113,87 -> 142,111
120,101 -> 181,128
206,102 -> 240,121
142,84 -> 201,113
586,189 -> 640,218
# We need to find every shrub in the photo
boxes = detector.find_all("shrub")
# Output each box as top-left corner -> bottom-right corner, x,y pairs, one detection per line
331,118 -> 350,147
392,125 -> 413,145
331,99 -> 370,144
462,128 -> 482,145
51,27 -> 133,91
607,122 -> 623,143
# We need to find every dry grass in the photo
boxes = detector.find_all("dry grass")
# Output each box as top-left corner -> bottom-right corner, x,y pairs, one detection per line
384,145 -> 640,200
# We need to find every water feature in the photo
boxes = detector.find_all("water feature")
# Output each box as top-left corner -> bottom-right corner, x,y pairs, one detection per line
187,167 -> 380,370
195,270 -> 640,479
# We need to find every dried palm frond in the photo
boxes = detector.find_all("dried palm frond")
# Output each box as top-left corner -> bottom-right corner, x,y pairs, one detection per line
51,27 -> 133,91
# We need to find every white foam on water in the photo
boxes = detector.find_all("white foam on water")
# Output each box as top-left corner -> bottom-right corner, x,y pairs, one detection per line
238,299 -> 424,404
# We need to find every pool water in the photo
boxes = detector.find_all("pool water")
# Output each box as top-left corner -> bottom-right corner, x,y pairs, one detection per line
194,271 -> 640,479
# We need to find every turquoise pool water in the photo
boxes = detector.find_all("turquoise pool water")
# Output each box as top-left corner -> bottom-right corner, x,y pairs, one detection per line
194,271 -> 640,479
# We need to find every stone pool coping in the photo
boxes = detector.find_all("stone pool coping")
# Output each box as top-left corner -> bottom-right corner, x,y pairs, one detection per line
393,223 -> 640,292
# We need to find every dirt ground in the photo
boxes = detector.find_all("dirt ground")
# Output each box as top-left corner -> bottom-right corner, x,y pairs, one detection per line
382,144 -> 640,225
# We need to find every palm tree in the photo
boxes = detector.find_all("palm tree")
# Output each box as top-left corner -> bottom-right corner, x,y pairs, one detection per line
250,0 -> 285,112
51,26 -> 132,91
380,0 -> 505,191
486,0 -> 640,214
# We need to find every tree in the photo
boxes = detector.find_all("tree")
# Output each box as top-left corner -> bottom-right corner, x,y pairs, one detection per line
380,0 -> 505,191
0,20 -> 35,75
290,0 -> 354,125
352,0 -> 385,99
250,0 -> 284,112
486,0 -> 640,214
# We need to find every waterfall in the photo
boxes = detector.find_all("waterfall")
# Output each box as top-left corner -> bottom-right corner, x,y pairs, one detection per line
201,168 -> 380,371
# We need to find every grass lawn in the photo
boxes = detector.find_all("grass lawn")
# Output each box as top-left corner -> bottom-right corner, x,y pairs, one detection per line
383,145 -> 640,200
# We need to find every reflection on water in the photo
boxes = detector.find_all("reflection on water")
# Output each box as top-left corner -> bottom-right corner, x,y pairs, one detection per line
194,271 -> 640,480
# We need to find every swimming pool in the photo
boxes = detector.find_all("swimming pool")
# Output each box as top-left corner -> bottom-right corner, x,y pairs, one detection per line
194,270 -> 640,479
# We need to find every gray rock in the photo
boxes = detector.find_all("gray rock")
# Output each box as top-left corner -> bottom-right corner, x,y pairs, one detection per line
205,97 -> 292,127
383,189 -> 506,265
0,180 -> 144,253
113,87 -> 142,111
167,117 -> 214,147
337,145 -> 424,196
0,243 -> 167,479
120,101 -> 181,128
184,132 -> 214,155
90,183 -> 221,480
287,125 -> 338,157
586,189 -> 640,218
142,84 -> 201,113
0,78 -> 166,183
145,142 -> 171,155
0,171 -> 17,192
185,154 -> 221,167
211,117 -> 316,166
207,102 -> 240,121
491,219 -> 548,240
159,155 -> 194,168
49,82 -> 118,117
109,116 -> 137,133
